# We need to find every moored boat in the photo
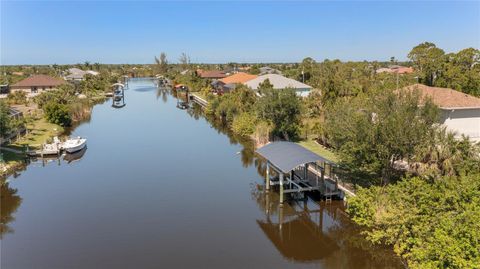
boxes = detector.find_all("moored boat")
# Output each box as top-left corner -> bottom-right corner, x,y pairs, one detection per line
62,137 -> 87,153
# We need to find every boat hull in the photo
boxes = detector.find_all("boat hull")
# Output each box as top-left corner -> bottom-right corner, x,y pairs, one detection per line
64,139 -> 87,153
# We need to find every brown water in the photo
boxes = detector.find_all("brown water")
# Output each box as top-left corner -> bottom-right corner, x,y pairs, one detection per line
1,78 -> 403,269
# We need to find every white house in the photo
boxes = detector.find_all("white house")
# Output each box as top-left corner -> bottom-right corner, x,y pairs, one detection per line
64,68 -> 99,81
404,84 -> 480,143
243,74 -> 312,97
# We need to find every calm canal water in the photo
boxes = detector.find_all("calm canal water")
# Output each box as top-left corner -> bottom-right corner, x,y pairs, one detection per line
1,78 -> 403,269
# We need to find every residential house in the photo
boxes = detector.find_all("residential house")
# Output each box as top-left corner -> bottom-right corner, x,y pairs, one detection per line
377,65 -> 414,74
259,66 -> 282,75
211,72 -> 258,94
244,74 -> 312,97
403,84 -> 480,142
197,70 -> 227,79
64,68 -> 99,81
10,75 -> 66,97
220,72 -> 257,84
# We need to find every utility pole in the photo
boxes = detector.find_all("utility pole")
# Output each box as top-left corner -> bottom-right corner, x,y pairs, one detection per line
396,72 -> 399,90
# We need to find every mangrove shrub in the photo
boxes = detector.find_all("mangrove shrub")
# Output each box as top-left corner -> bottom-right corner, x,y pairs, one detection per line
347,173 -> 480,269
43,102 -> 72,127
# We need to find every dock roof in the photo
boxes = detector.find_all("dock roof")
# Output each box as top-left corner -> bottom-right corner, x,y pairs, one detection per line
256,141 -> 335,173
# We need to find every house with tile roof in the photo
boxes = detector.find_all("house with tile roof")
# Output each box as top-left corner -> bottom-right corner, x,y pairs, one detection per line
11,75 -> 66,97
244,74 -> 312,97
376,65 -> 414,74
219,72 -> 257,84
402,84 -> 480,142
196,70 -> 227,79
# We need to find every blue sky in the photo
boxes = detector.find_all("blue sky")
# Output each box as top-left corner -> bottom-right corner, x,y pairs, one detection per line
1,1 -> 479,64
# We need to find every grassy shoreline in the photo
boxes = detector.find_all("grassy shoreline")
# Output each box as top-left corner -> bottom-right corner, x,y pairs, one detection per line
297,139 -> 339,163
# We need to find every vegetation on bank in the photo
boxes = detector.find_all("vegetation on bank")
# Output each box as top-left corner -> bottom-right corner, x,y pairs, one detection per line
296,140 -> 339,163
348,172 -> 480,269
203,82 -> 303,143
322,77 -> 480,268
154,42 -> 480,268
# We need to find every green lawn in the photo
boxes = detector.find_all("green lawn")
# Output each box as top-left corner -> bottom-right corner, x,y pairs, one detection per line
11,118 -> 64,149
297,140 -> 339,163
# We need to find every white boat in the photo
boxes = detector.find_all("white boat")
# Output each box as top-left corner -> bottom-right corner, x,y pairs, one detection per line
62,137 -> 87,153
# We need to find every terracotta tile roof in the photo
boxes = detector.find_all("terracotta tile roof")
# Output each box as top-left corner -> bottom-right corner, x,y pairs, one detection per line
12,74 -> 66,88
402,84 -> 480,109
219,72 -> 257,84
198,70 -> 227,79
395,67 -> 414,74
376,66 -> 414,74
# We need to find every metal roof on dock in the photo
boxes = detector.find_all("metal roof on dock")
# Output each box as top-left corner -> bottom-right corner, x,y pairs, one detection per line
256,142 -> 336,173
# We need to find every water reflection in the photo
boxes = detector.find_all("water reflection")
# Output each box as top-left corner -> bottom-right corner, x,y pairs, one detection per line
112,96 -> 126,108
251,188 -> 403,268
156,86 -> 169,103
188,107 -> 258,168
0,182 -> 22,238
63,147 -> 88,164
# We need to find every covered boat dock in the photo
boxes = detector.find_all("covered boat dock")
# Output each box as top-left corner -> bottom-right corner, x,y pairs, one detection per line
256,142 -> 341,204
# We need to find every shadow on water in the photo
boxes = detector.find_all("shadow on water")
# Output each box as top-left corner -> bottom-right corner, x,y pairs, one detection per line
134,86 -> 156,92
251,188 -> 404,268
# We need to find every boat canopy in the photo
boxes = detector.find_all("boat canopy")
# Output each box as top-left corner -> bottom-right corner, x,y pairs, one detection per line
256,141 -> 335,173
111,83 -> 125,88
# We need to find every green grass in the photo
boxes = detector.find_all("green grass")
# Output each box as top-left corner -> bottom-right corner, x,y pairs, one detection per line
11,118 -> 64,149
297,140 -> 339,163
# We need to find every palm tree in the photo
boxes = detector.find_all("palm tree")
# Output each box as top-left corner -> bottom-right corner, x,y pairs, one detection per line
84,61 -> 91,70
413,127 -> 475,178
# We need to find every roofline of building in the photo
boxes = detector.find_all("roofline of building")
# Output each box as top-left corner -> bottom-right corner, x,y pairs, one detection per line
440,106 -> 480,110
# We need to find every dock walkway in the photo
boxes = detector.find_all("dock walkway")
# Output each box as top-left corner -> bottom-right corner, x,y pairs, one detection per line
190,93 -> 208,107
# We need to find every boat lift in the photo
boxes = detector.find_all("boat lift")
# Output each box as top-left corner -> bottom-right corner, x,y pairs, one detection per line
111,83 -> 126,108
174,84 -> 190,109
256,142 -> 341,204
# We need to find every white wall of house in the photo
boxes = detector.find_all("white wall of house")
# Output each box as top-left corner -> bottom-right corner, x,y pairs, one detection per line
440,108 -> 480,142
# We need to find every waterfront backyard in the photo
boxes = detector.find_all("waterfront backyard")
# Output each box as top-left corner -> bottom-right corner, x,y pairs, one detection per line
1,79 -> 402,269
